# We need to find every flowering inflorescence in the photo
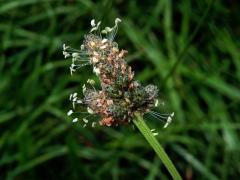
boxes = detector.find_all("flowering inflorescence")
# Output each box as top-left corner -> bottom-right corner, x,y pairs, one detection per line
64,18 -> 174,128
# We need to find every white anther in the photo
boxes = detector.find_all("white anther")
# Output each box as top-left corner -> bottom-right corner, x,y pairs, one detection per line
93,67 -> 100,75
83,118 -> 88,123
87,79 -> 95,85
73,97 -> 77,102
67,110 -> 73,116
92,122 -> 97,127
72,118 -> 78,123
77,100 -> 82,104
90,19 -> 95,27
167,116 -> 172,124
105,27 -> 112,32
72,53 -> 79,58
81,44 -> 84,50
163,123 -> 169,128
63,44 -> 69,51
82,84 -> 86,93
69,94 -> 73,101
63,51 -> 70,58
115,18 -> 122,24
70,67 -> 76,75
90,27 -> 98,32
101,30 -> 107,34
96,21 -> 101,27
87,107 -> 94,114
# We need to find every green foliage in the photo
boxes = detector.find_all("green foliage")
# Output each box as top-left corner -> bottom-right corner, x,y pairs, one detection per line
0,0 -> 240,179
133,114 -> 182,180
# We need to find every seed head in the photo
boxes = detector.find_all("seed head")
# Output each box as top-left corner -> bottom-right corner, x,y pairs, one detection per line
63,18 -> 168,127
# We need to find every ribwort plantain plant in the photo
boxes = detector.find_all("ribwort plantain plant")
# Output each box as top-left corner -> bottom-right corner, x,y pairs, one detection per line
63,18 -> 181,179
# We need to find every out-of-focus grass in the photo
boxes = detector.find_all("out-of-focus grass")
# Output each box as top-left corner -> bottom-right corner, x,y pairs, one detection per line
0,0 -> 240,179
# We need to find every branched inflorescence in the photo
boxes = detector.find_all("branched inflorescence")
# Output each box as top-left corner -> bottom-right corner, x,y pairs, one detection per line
64,18 -> 174,127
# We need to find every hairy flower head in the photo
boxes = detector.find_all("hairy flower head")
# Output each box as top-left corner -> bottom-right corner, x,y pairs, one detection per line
64,18 -> 173,127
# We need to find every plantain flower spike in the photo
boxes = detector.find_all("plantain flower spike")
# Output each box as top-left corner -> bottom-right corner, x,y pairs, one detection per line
63,18 -> 168,127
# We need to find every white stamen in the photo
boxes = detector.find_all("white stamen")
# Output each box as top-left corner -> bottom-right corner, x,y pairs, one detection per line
163,123 -> 169,128
105,27 -> 112,32
93,67 -> 100,75
101,30 -> 107,34
87,107 -> 94,114
87,79 -> 95,85
115,18 -> 122,24
69,94 -> 73,101
72,118 -> 78,123
70,67 -> 76,75
82,84 -> 86,93
63,51 -> 70,58
163,116 -> 173,128
167,116 -> 172,124
96,21 -> 101,27
83,118 -> 88,123
73,97 -> 77,102
73,93 -> 77,98
63,44 -> 70,51
90,21 -> 101,33
77,100 -> 82,104
90,27 -> 98,33
154,100 -> 159,107
92,122 -> 96,127
67,110 -> 73,116
90,19 -> 95,27
63,44 -> 66,50
72,53 -> 79,58
81,45 -> 84,50
153,132 -> 158,136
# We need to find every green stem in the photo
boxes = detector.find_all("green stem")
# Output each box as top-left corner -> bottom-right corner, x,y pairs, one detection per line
133,113 -> 182,180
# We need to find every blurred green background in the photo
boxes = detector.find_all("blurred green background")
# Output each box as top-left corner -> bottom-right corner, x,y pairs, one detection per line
0,0 -> 240,179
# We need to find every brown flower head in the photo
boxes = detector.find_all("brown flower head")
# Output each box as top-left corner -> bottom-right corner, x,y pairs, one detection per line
64,18 -> 173,127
